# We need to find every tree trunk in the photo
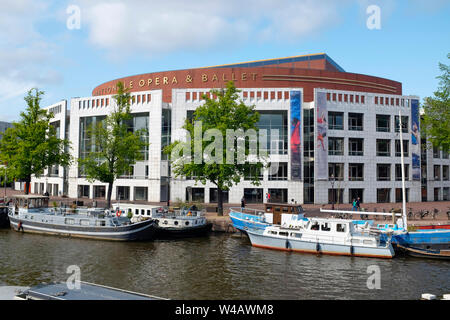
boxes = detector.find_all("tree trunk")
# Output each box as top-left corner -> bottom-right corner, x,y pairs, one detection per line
24,176 -> 31,195
106,181 -> 113,209
217,187 -> 224,216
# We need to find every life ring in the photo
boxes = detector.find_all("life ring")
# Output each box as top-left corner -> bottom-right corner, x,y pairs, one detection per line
116,209 -> 122,217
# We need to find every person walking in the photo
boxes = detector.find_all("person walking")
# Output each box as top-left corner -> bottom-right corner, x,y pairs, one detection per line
352,199 -> 357,211
241,197 -> 245,211
356,197 -> 361,211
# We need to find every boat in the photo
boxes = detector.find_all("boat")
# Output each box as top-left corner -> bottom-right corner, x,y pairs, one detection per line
0,204 -> 8,228
0,281 -> 167,300
396,244 -> 450,260
112,203 -> 212,239
8,195 -> 157,241
229,203 -> 306,234
320,114 -> 450,253
246,217 -> 395,258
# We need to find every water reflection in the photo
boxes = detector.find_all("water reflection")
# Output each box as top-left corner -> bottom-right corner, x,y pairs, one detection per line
0,229 -> 448,299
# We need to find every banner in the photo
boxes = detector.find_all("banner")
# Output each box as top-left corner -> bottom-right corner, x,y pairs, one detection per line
316,92 -> 328,180
411,99 -> 420,181
290,91 -> 302,180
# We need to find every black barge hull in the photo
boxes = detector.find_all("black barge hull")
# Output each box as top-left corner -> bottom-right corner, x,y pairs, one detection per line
154,223 -> 213,239
9,216 -> 157,241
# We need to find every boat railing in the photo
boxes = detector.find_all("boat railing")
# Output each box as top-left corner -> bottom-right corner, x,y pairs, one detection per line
229,207 -> 265,216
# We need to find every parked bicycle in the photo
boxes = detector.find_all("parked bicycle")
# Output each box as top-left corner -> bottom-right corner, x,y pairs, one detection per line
432,208 -> 439,220
407,207 -> 414,219
415,209 -> 430,220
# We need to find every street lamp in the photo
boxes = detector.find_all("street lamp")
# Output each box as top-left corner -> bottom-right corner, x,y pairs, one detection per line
330,174 -> 335,210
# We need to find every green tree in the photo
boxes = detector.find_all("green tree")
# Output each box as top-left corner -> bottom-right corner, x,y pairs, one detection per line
165,81 -> 266,216
0,88 -> 71,194
78,82 -> 148,209
422,53 -> 450,151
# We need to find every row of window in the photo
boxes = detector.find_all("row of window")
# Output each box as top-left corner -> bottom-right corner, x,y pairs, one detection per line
77,185 -> 149,201
326,92 -> 366,105
328,112 -> 409,133
433,165 -> 450,181
329,163 -> 410,181
329,138 -> 409,157
77,94 -> 152,110
433,146 -> 450,159
328,188 -> 410,204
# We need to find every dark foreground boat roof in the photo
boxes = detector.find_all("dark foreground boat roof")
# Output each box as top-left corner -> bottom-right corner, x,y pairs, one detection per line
23,282 -> 166,300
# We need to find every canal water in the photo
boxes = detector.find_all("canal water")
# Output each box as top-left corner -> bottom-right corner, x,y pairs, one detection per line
0,228 -> 448,300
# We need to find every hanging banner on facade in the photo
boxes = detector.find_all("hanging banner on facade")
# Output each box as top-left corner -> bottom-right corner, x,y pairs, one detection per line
316,91 -> 328,180
290,90 -> 302,180
411,99 -> 421,181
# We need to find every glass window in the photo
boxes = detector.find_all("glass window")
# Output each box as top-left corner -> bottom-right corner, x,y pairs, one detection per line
395,140 -> 409,157
349,163 -> 364,181
394,115 -> 409,133
376,114 -> 390,132
244,188 -> 263,204
434,165 -> 441,181
134,187 -> 148,201
377,188 -> 391,203
116,186 -> 130,200
395,164 -> 409,181
349,138 -> 364,156
328,112 -> 344,130
328,163 -> 344,181
329,137 -> 344,155
328,189 -> 344,204
377,164 -> 391,181
209,188 -> 229,203
257,111 -> 288,155
268,162 -> 288,181
268,189 -> 288,203
348,113 -> 363,131
376,139 -> 391,157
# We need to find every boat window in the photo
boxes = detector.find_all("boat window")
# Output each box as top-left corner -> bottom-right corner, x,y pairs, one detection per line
321,223 -> 331,231
128,209 -> 132,213
269,231 -> 278,235
163,220 -> 168,225
174,221 -> 178,225
185,221 -> 189,226
279,232 -> 288,236
135,209 -> 139,215
65,218 -> 75,225
80,219 -> 89,226
282,207 -> 289,213
141,209 -> 145,215
311,222 -> 320,230
266,206 -> 272,212
290,232 -> 302,238
363,240 -> 373,245
388,224 -> 395,228
352,239 -> 360,244
147,210 -> 151,216
275,207 -> 281,212
336,224 -> 346,232
95,220 -> 106,227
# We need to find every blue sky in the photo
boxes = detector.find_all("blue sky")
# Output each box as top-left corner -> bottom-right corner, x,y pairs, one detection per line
1,0 -> 449,122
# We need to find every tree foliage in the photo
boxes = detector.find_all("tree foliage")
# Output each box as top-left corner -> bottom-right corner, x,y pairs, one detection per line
0,88 -> 71,194
165,81 -> 266,215
78,82 -> 148,208
422,53 -> 450,151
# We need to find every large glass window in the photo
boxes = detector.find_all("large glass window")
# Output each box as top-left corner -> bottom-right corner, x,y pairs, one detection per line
394,115 -> 408,133
329,137 -> 344,155
77,185 -> 90,198
257,111 -> 288,155
116,186 -> 130,200
377,188 -> 391,203
395,188 -> 409,203
209,189 -> 229,203
377,164 -> 391,181
348,113 -> 363,131
328,112 -> 344,130
244,188 -> 263,204
376,114 -> 390,132
268,189 -> 288,203
443,166 -> 449,181
93,186 -> 106,199
328,163 -> 344,181
376,139 -> 391,157
161,109 -> 171,160
395,140 -> 409,157
349,163 -> 364,181
328,189 -> 344,204
349,138 -> 364,156
349,189 -> 364,204
434,165 -> 441,181
134,187 -> 148,201
395,164 -> 409,181
268,162 -> 288,181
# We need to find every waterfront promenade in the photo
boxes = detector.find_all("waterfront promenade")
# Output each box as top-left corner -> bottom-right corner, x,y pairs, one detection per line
2,188 -> 449,232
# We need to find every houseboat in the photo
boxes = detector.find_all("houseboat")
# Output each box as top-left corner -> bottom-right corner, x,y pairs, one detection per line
8,195 -> 157,241
246,217 -> 395,258
112,203 -> 212,238
229,203 -> 305,234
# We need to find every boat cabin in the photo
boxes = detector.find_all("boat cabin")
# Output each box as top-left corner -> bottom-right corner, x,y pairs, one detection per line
9,195 -> 49,212
264,203 -> 304,225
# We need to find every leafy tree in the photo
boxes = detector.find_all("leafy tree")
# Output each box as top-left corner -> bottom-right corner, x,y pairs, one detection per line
165,81 -> 266,215
78,82 -> 148,209
422,53 -> 450,151
0,88 -> 71,194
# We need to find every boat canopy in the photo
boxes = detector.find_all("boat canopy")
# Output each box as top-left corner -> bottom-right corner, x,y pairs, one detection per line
9,195 -> 49,209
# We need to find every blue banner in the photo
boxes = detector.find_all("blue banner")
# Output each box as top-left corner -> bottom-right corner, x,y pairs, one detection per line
411,99 -> 420,181
290,91 -> 301,180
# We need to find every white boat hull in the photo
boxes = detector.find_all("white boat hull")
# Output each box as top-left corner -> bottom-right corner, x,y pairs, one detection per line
247,229 -> 395,259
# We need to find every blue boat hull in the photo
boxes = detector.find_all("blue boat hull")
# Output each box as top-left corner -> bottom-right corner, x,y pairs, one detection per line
229,211 -> 269,234
381,230 -> 450,251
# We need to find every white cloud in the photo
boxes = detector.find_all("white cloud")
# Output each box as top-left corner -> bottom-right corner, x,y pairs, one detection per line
78,0 -> 344,59
0,0 -> 62,109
